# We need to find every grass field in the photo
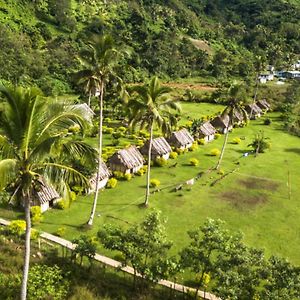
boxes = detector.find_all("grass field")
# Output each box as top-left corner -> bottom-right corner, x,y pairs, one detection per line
1,107 -> 300,271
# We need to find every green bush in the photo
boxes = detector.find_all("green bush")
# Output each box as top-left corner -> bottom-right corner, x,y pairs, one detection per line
190,158 -> 199,166
56,200 -> 66,210
197,138 -> 206,145
169,151 -> 178,159
106,127 -> 114,134
30,206 -> 43,224
155,157 -> 168,167
118,126 -> 127,133
136,168 -> 145,176
264,118 -> 272,125
8,220 -> 26,237
111,138 -> 120,146
107,178 -> 118,188
150,179 -> 161,188
124,173 -> 132,181
189,143 -> 198,151
31,229 -> 40,240
112,131 -> 122,139
113,171 -> 124,180
217,169 -> 225,176
176,148 -> 184,155
215,133 -> 221,139
136,139 -> 144,147
104,117 -> 111,123
210,148 -> 221,156
56,227 -> 66,237
232,137 -> 241,144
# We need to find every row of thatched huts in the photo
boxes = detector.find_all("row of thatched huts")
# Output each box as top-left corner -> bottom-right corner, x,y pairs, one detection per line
33,99 -> 270,212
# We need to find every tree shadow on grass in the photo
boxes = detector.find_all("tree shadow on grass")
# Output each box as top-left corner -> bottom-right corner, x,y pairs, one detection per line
284,148 -> 300,155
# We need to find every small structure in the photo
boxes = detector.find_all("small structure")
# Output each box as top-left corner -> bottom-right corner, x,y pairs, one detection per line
167,128 -> 194,149
72,103 -> 95,121
210,115 -> 233,134
196,121 -> 216,142
233,110 -> 245,126
245,103 -> 263,119
256,99 -> 271,112
283,71 -> 300,79
89,161 -> 111,193
259,72 -> 274,83
107,145 -> 145,174
140,137 -> 172,160
32,179 -> 62,213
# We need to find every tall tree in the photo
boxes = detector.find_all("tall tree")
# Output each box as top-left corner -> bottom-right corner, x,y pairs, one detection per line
0,85 -> 97,300
75,35 -> 120,226
127,76 -> 180,206
215,84 -> 248,170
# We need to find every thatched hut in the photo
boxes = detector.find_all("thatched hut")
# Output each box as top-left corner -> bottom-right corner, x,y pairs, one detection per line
197,121 -> 216,142
72,103 -> 95,120
233,110 -> 245,126
89,161 -> 111,193
245,103 -> 263,119
167,128 -> 194,149
256,99 -> 271,112
210,115 -> 233,134
140,137 -> 172,160
107,145 -> 145,174
31,179 -> 62,213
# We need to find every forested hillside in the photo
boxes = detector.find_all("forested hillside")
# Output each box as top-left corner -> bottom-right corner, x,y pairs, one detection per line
0,0 -> 299,95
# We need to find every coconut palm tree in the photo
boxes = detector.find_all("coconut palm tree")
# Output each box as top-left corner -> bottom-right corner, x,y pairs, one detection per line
215,84 -> 248,170
74,35 -> 121,226
0,85 -> 97,300
127,76 -> 181,206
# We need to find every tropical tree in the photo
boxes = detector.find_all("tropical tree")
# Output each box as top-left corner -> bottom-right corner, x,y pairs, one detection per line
127,76 -> 180,206
215,84 -> 248,170
0,85 -> 97,300
74,35 -> 121,226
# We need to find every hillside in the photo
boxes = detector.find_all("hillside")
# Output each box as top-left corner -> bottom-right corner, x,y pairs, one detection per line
0,0 -> 299,95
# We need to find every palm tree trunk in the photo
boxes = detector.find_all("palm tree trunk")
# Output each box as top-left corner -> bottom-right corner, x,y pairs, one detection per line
20,195 -> 31,300
88,81 -> 104,226
215,126 -> 229,170
88,90 -> 92,107
144,123 -> 153,207
250,76 -> 259,119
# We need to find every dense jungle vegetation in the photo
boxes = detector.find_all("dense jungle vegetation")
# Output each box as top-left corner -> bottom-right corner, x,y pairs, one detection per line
0,0 -> 299,95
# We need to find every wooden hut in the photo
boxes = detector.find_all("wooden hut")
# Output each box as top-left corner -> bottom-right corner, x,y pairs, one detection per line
256,99 -> 271,112
167,128 -> 194,149
245,103 -> 263,119
140,137 -> 172,160
197,121 -> 216,142
107,145 -> 145,174
233,110 -> 245,126
89,161 -> 111,193
72,103 -> 95,121
31,179 -> 62,213
210,115 -> 233,134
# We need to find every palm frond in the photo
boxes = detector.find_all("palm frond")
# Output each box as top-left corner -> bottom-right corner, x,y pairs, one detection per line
0,159 -> 18,190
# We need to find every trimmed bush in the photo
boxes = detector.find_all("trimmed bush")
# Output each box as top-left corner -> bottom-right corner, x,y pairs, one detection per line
7,220 -> 26,236
215,133 -> 221,139
190,158 -> 199,166
136,168 -> 145,176
56,227 -> 66,237
264,118 -> 272,125
136,139 -> 144,147
155,157 -> 168,167
118,126 -> 127,133
232,137 -> 242,144
217,169 -> 225,176
124,173 -> 132,181
56,200 -> 66,210
150,179 -> 160,188
169,151 -> 178,159
189,143 -> 198,151
197,138 -> 206,145
210,148 -> 221,156
30,229 -> 40,240
107,178 -> 118,188
176,148 -> 184,155
113,171 -> 124,180
30,206 -> 43,224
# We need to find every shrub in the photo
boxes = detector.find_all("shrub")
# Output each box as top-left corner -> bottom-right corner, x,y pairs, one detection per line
8,220 -> 26,237
124,173 -> 132,181
136,139 -> 144,147
190,158 -> 199,166
106,127 -> 114,134
118,126 -> 127,133
31,229 -> 40,240
155,157 -> 167,167
264,118 -> 272,125
107,178 -> 118,188
136,168 -> 145,176
30,206 -> 43,224
56,227 -> 66,237
210,148 -> 221,156
169,151 -> 178,159
111,138 -> 120,146
104,117 -> 111,123
248,132 -> 271,153
112,131 -> 122,139
150,179 -> 160,188
197,138 -> 206,145
215,133 -> 221,139
189,143 -> 198,151
113,171 -> 124,180
56,200 -> 66,210
232,137 -> 241,144
176,148 -> 184,155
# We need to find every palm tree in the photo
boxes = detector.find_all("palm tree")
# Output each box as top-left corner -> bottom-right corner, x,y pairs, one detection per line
74,35 -> 121,226
215,84 -> 248,170
127,77 -> 181,206
0,85 -> 97,300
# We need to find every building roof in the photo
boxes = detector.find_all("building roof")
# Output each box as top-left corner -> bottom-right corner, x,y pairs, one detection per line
90,161 -> 111,186
34,179 -> 60,205
140,137 -> 172,156
199,121 -> 216,136
246,103 -> 263,114
108,145 -> 145,169
257,99 -> 271,109
168,128 -> 194,146
233,110 -> 245,122
72,103 -> 95,120
211,115 -> 231,129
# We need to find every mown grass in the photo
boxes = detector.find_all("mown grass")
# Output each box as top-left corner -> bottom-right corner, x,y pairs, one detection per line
1,110 -> 300,273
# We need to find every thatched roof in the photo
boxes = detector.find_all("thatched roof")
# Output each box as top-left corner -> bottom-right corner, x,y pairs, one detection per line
34,179 -> 60,204
246,103 -> 263,115
199,121 -> 216,136
108,146 -> 145,169
257,99 -> 271,110
72,103 -> 95,120
90,161 -> 111,185
140,137 -> 172,156
168,128 -> 194,147
211,115 -> 231,129
233,110 -> 244,122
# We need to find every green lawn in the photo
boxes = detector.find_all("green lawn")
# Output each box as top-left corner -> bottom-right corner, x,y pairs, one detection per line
1,110 -> 300,270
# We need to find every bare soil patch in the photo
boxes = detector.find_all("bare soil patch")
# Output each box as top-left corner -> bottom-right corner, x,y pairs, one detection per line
163,82 -> 216,91
239,178 -> 279,191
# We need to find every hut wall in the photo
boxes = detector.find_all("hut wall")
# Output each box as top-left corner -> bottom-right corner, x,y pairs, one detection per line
40,202 -> 49,213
